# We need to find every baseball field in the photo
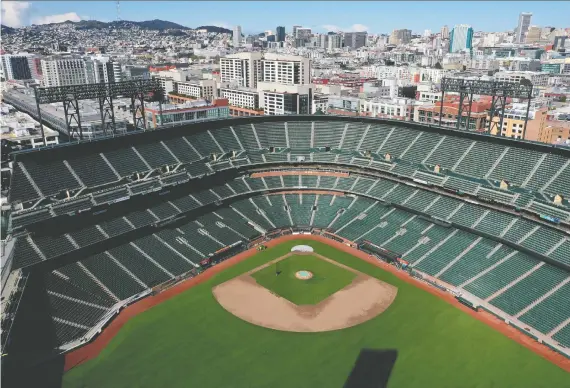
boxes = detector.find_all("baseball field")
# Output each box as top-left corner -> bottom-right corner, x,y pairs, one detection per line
63,239 -> 570,388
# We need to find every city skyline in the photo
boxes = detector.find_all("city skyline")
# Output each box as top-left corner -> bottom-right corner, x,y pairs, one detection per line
2,1 -> 570,34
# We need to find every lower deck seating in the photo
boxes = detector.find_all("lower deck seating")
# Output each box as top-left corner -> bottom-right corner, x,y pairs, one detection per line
16,189 -> 570,351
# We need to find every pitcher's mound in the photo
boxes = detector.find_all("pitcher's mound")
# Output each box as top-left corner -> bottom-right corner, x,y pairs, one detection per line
295,270 -> 313,280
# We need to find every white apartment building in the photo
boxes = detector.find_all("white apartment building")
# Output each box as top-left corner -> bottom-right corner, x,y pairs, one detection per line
258,82 -> 312,115
360,97 -> 414,120
219,87 -> 260,109
468,57 -> 500,71
176,79 -> 217,100
156,77 -> 175,95
220,52 -> 263,88
417,90 -> 442,103
262,53 -> 311,85
370,65 -> 411,82
41,57 -> 90,87
494,71 -> 549,87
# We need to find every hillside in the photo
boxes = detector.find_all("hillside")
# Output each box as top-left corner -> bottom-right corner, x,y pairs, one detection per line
4,20 -> 234,34
73,19 -> 191,31
1,25 -> 16,34
195,25 -> 232,34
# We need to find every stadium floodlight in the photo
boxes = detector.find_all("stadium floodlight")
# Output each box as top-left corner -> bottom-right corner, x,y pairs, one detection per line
34,79 -> 165,141
439,78 -> 533,136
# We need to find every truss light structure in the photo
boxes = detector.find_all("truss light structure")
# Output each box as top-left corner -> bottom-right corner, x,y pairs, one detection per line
438,78 -> 533,136
34,79 -> 164,141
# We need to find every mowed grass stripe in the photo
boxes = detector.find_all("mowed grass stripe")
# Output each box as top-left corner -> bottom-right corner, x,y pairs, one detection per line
63,240 -> 570,388
251,254 -> 356,305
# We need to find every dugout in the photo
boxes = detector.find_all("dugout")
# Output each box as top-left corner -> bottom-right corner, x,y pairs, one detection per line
199,242 -> 244,269
358,241 -> 401,264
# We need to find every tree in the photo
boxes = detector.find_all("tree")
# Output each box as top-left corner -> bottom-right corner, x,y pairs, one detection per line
434,62 -> 442,69
519,78 -> 532,87
560,96 -> 567,102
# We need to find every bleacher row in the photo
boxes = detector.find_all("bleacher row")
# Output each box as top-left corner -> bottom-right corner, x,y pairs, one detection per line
9,120 -> 570,222
12,173 -> 570,271
36,191 -> 570,349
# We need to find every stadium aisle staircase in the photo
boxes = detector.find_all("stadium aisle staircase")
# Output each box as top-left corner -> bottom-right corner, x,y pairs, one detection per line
313,121 -> 345,149
107,245 -> 171,287
462,253 -> 539,299
66,153 -> 119,188
162,137 -> 202,163
414,232 -> 479,276
518,282 -> 570,335
488,148 -> 544,187
437,240 -> 503,286
488,264 -> 568,315
81,253 -> 147,300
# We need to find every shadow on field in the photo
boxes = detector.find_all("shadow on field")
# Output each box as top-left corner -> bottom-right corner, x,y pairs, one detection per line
344,349 -> 398,388
2,272 -> 66,388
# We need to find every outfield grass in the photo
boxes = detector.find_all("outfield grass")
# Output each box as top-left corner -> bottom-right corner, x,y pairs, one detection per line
63,240 -> 570,388
251,254 -> 356,305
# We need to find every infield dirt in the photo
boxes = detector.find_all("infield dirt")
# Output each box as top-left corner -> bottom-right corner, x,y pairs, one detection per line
212,252 -> 397,332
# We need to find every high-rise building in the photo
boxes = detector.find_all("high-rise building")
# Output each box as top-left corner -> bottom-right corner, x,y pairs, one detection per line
389,29 -> 412,45
40,57 -> 90,87
553,36 -> 567,51
1,54 -> 34,80
233,25 -> 242,47
276,26 -> 286,42
261,53 -> 311,85
424,30 -> 432,38
296,27 -> 312,42
328,34 -> 343,50
85,56 -> 122,84
318,34 -> 328,49
344,32 -> 368,49
441,25 -> 449,39
515,12 -> 532,44
292,26 -> 302,37
449,24 -> 474,53
219,52 -> 263,88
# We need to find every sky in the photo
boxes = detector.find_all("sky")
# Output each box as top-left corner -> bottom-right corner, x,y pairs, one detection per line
2,1 -> 570,35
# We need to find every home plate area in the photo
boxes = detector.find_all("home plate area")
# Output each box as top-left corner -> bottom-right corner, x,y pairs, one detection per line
212,246 -> 398,332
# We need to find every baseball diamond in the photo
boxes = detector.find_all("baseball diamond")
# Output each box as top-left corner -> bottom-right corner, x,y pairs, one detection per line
213,251 -> 397,332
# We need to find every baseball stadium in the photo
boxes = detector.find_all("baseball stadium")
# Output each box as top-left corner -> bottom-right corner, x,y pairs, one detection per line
1,115 -> 570,387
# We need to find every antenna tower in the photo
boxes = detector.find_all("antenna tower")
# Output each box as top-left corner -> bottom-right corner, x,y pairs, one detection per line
116,1 -> 121,21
